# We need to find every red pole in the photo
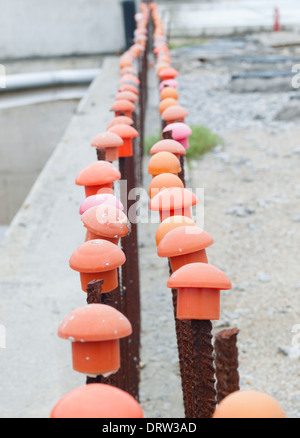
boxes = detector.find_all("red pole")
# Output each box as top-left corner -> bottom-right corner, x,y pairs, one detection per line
274,7 -> 280,32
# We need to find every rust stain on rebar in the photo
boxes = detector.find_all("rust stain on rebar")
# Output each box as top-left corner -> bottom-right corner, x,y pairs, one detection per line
215,328 -> 240,404
191,319 -> 217,418
119,152 -> 141,401
86,279 -> 103,304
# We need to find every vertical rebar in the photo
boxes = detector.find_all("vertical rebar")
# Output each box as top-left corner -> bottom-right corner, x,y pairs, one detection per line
215,328 -> 240,404
191,319 -> 217,418
85,280 -> 118,387
119,151 -> 141,401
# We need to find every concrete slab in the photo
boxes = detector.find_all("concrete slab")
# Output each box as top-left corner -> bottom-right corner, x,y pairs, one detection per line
0,57 -> 120,418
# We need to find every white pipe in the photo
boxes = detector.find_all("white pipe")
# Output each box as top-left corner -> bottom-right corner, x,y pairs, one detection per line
4,69 -> 100,91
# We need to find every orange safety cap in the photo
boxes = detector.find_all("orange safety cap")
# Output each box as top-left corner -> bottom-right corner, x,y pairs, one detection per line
150,139 -> 186,158
158,67 -> 179,80
158,226 -> 213,258
213,390 -> 286,419
158,98 -> 179,115
81,204 -> 131,242
108,124 -> 138,158
156,215 -> 196,246
91,132 -> 123,162
162,105 -> 189,123
167,262 -> 231,320
75,162 -> 121,197
160,86 -> 179,101
58,304 -> 132,343
148,151 -> 181,177
69,239 -> 125,293
50,384 -> 144,418
150,187 -> 198,221
107,116 -> 134,129
149,173 -> 184,200
116,91 -> 138,103
157,225 -> 213,271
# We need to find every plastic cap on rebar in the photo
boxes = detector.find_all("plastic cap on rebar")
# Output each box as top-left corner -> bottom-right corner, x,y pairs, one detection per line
149,173 -> 184,199
156,216 -> 196,246
50,384 -> 144,418
116,91 -> 138,103
157,226 -> 213,258
162,105 -> 189,122
159,79 -> 179,91
159,98 -> 179,115
58,304 -> 132,343
107,116 -> 134,129
163,122 -> 192,147
110,100 -> 135,113
108,124 -> 138,140
212,390 -> 286,419
91,132 -> 123,149
69,240 -> 125,274
150,139 -> 186,156
167,262 -> 232,290
160,86 -> 179,101
150,187 -> 198,212
81,205 -> 131,239
148,151 -> 181,176
79,194 -> 124,215
158,67 -> 179,80
75,162 -> 121,187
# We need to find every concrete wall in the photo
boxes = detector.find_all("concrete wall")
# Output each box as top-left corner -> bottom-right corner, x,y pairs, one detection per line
0,98 -> 80,224
0,0 -> 133,59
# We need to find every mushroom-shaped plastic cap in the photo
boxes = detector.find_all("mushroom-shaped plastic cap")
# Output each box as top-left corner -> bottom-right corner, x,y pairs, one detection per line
50,384 -> 144,418
149,173 -> 184,199
213,390 -> 286,419
160,86 -> 179,100
58,304 -> 132,342
159,79 -> 179,91
69,239 -> 125,273
108,124 -> 138,140
79,194 -> 124,215
150,187 -> 198,212
110,100 -> 135,113
167,263 -> 232,290
118,83 -> 139,95
107,116 -> 134,129
162,105 -> 189,122
156,216 -> 196,246
159,98 -> 179,115
158,67 -> 179,80
150,139 -> 186,156
120,74 -> 140,86
148,151 -> 181,176
158,226 -> 213,257
91,132 -> 123,149
75,162 -> 121,187
116,91 -> 138,103
163,123 -> 192,149
108,124 -> 138,158
81,205 -> 131,239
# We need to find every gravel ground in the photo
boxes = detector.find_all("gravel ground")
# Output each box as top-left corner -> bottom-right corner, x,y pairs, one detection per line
139,36 -> 300,418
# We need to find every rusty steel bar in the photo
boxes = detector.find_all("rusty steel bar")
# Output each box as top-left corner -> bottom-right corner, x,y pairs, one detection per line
215,328 -> 240,404
191,320 -> 217,418
85,280 -> 118,387
119,151 -> 141,401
